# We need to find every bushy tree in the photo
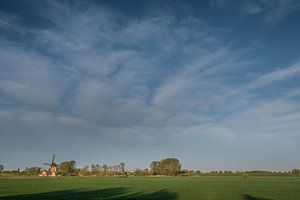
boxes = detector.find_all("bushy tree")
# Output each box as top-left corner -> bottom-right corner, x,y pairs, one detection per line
150,158 -> 181,176
160,158 -> 181,176
150,161 -> 160,175
0,164 -> 4,172
59,160 -> 77,176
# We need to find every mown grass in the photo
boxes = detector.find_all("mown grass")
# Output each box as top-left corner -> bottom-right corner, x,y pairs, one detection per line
0,176 -> 299,199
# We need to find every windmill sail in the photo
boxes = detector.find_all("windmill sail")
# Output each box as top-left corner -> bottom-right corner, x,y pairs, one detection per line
51,154 -> 55,164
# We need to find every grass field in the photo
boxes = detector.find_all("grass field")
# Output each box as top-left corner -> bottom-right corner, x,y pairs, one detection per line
0,176 -> 300,200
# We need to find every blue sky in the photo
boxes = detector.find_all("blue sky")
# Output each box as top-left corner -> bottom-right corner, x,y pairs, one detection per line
1,0 -> 300,172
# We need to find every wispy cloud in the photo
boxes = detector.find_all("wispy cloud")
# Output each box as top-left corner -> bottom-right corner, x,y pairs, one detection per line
210,0 -> 300,24
262,0 -> 300,24
248,62 -> 300,89
0,45 -> 64,109
244,2 -> 264,15
0,11 -> 21,32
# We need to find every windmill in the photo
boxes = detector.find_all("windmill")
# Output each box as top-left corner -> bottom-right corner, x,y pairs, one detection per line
41,154 -> 58,177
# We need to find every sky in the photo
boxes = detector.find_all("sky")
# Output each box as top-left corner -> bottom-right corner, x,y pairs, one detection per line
1,0 -> 300,172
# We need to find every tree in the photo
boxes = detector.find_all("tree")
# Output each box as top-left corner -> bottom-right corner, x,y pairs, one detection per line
25,167 -> 41,175
143,168 -> 150,176
133,168 -> 143,176
91,164 -> 97,175
59,160 -> 77,176
120,163 -> 125,173
150,161 -> 160,175
0,164 -> 4,172
91,164 -> 103,175
160,158 -> 181,176
79,165 -> 91,176
103,164 -> 108,172
150,158 -> 181,176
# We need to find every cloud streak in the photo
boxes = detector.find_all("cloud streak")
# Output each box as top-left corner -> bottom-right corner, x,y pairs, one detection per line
247,62 -> 300,89
210,0 -> 300,24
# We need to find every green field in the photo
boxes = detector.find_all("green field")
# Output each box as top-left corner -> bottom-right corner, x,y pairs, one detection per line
0,176 -> 300,199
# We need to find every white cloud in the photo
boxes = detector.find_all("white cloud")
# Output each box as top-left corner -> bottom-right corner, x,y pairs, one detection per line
263,0 -> 300,24
244,3 -> 264,15
0,11 -> 22,32
223,99 -> 300,136
210,0 -> 300,24
209,0 -> 230,8
0,45 -> 64,108
248,62 -> 300,89
1,0 -> 298,133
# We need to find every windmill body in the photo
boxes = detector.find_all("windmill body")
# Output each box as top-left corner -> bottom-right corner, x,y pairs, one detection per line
40,154 -> 58,177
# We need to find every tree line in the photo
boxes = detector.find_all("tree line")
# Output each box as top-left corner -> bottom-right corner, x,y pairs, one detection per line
56,158 -> 181,176
1,159 -> 300,177
58,161 -> 126,176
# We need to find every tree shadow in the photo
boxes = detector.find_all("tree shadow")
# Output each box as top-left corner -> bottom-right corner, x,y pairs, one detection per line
0,187 -> 178,200
242,194 -> 274,200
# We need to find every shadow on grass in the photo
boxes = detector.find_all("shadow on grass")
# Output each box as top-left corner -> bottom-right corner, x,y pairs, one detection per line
0,187 -> 178,200
242,194 -> 273,200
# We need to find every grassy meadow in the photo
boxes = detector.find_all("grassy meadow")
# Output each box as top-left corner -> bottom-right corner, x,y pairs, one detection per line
0,176 -> 300,200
